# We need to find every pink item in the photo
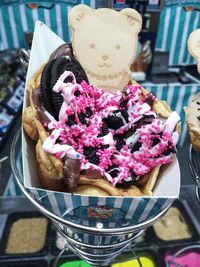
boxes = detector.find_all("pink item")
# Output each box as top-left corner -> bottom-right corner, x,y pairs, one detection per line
42,71 -> 180,186
165,252 -> 200,267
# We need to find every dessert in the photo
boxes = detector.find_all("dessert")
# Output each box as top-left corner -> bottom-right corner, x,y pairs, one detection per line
185,30 -> 200,151
111,255 -> 155,267
59,260 -> 92,267
22,5 -> 180,197
165,251 -> 200,267
153,206 -> 192,241
184,93 -> 200,151
5,217 -> 48,254
188,29 -> 200,74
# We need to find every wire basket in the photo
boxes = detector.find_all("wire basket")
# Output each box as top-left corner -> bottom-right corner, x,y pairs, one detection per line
189,144 -> 200,203
10,128 -> 172,266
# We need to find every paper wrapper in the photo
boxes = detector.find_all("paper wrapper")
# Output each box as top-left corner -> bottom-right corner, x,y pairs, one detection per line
22,21 -> 180,245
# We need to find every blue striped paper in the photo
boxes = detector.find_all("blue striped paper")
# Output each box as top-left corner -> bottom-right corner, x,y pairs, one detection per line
156,6 -> 200,66
11,150 -> 176,246
0,1 -> 97,50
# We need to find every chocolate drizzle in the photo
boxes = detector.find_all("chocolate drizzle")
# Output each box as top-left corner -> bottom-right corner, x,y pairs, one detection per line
32,88 -> 81,191
32,88 -> 51,125
49,43 -> 73,61
63,156 -> 80,192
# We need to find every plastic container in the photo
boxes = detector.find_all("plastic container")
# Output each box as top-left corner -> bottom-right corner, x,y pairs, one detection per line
0,259 -> 48,267
152,200 -> 199,246
0,211 -> 50,258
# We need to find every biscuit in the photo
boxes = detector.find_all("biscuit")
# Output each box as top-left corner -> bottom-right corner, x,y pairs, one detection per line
184,93 -> 200,151
68,5 -> 142,92
188,29 -> 200,74
185,30 -> 200,150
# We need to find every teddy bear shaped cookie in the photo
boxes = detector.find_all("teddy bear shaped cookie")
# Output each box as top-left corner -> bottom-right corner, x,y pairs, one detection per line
185,29 -> 200,151
188,29 -> 200,73
68,4 -> 142,92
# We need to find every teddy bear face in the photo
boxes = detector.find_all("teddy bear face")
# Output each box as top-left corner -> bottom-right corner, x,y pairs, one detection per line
73,21 -> 135,77
69,5 -> 142,91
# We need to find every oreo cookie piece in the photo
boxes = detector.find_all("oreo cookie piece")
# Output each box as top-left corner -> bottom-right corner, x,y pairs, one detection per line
116,171 -> 137,189
107,168 -> 119,178
51,56 -> 89,87
135,115 -> 154,130
104,109 -> 128,130
126,132 -> 140,149
78,112 -> 87,125
83,146 -> 100,165
113,133 -> 126,151
162,142 -> 176,156
66,114 -> 76,127
98,121 -> 109,137
78,107 -> 93,125
40,59 -> 57,116
152,132 -> 162,146
131,140 -> 142,153
51,56 -> 89,119
85,107 -> 93,118
40,56 -> 89,120
83,145 -> 109,165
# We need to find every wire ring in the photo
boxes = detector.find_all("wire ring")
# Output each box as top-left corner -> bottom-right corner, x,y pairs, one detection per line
18,48 -> 30,67
10,129 -> 172,235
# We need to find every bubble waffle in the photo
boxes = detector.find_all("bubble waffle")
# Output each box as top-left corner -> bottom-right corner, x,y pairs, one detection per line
22,57 -> 180,197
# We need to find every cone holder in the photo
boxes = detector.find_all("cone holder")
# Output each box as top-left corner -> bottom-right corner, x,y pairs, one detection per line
10,129 -> 172,266
189,144 -> 200,203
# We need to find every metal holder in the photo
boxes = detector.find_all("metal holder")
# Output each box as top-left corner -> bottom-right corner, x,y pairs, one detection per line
10,129 -> 172,266
166,244 -> 200,267
18,48 -> 30,67
188,144 -> 200,203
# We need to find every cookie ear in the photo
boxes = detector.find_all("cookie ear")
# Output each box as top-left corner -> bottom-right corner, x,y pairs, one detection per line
68,5 -> 92,29
120,8 -> 142,34
68,4 -> 92,30
188,29 -> 200,73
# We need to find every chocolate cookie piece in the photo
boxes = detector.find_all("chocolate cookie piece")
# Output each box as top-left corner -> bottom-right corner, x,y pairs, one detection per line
98,121 -> 109,137
40,59 -> 57,116
116,171 -> 137,189
113,133 -> 126,151
51,56 -> 89,87
103,109 -> 128,130
83,146 -> 100,165
78,107 -> 93,125
40,56 -> 89,120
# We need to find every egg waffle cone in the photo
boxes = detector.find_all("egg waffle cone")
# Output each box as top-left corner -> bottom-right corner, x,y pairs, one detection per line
22,67 -> 179,197
184,95 -> 200,152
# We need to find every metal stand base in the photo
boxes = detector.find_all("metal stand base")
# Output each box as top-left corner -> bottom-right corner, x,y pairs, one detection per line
10,129 -> 172,266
